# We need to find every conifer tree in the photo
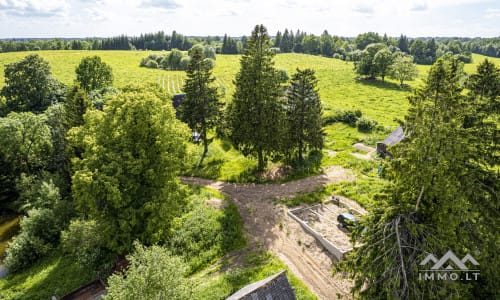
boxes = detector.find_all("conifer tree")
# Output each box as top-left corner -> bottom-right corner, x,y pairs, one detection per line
341,56 -> 476,299
179,46 -> 222,165
286,68 -> 323,161
228,25 -> 285,171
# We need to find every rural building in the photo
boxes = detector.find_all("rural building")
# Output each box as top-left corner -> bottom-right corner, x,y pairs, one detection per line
226,270 -> 296,300
60,279 -> 106,300
376,126 -> 405,158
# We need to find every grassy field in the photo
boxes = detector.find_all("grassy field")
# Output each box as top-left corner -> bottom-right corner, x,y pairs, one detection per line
1,51 -> 498,182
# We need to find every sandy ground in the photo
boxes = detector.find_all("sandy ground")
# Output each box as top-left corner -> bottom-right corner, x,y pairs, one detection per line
351,143 -> 376,160
180,166 -> 357,300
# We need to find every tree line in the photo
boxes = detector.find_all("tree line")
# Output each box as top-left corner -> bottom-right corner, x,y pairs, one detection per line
2,31 -> 498,63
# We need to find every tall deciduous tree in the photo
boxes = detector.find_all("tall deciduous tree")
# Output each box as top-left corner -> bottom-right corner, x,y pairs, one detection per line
228,24 -> 285,171
286,68 -> 323,161
373,48 -> 394,81
180,46 -> 222,165
75,56 -> 113,93
389,55 -> 418,86
1,54 -> 65,114
71,88 -> 189,253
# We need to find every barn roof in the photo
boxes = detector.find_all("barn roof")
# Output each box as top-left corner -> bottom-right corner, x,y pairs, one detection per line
226,270 -> 295,300
382,126 -> 404,146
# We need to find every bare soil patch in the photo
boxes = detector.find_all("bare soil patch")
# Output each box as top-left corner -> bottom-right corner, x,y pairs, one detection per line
180,166 -> 357,299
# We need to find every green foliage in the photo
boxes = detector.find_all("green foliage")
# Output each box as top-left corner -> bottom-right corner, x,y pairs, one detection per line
64,85 -> 92,129
354,43 -> 387,78
0,252 -> 95,300
277,68 -> 290,83
180,46 -> 222,164
4,207 -> 61,272
228,24 -> 286,171
389,54 -> 419,86
323,109 -> 362,126
192,251 -> 317,300
145,59 -> 158,68
341,55 -> 499,299
355,116 -> 378,133
170,192 -> 245,273
61,218 -> 113,271
355,32 -> 382,50
105,242 -> 192,300
373,48 -> 394,81
166,48 -> 184,70
75,56 -> 113,93
71,87 -> 190,253
0,112 -> 53,172
1,54 -> 65,114
285,68 -> 323,161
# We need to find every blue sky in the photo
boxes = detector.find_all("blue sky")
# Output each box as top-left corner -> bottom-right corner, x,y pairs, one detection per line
0,0 -> 498,38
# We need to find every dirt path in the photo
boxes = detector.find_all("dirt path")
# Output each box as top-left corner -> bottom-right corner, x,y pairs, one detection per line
351,143 -> 376,160
180,166 -> 356,300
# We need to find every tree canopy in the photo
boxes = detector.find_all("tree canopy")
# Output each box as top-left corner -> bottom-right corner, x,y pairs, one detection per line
75,56 -> 113,93
71,87 -> 190,253
1,54 -> 65,114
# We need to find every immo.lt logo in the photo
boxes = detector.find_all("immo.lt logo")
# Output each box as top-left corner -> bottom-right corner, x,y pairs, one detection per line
419,250 -> 480,281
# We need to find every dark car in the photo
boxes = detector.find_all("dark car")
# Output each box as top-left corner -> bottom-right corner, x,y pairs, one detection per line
337,212 -> 357,230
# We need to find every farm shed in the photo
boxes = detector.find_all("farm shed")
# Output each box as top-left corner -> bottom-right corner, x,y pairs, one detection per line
60,279 -> 106,300
376,126 -> 404,157
226,270 -> 296,300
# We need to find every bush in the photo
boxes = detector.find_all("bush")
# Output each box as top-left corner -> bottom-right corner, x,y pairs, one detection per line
145,59 -> 158,69
4,208 -> 61,272
323,109 -> 363,126
105,242 -> 191,300
169,201 -> 244,273
356,116 -> 378,132
61,219 -> 113,270
180,56 -> 191,70
277,68 -> 289,83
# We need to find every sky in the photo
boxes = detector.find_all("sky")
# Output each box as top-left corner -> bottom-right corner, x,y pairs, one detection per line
0,0 -> 499,38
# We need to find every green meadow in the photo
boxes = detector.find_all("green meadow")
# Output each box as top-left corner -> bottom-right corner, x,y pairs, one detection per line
1,51 -> 498,182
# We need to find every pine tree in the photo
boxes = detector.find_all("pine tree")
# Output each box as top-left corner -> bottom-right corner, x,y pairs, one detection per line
228,25 -> 286,171
179,46 -> 222,165
286,68 -> 323,161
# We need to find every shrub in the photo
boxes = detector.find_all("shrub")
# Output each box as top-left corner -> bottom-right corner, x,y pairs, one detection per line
277,68 -> 289,83
61,219 -> 113,270
169,202 -> 244,273
105,242 -> 191,300
180,56 -> 191,70
4,208 -> 60,272
145,59 -> 158,69
356,116 -> 378,132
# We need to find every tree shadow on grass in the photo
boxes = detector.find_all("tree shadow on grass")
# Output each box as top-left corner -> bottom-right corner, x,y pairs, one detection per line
188,158 -> 224,180
0,254 -> 95,300
355,78 -> 412,92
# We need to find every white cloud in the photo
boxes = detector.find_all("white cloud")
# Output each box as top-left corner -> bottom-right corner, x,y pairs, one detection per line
0,0 -> 69,17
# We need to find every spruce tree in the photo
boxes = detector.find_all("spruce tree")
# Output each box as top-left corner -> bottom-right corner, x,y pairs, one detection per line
286,68 -> 323,161
228,24 -> 285,171
179,46 -> 222,165
341,56 -> 476,299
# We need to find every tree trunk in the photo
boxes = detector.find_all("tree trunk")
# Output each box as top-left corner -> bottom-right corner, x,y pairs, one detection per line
198,128 -> 208,167
257,150 -> 265,172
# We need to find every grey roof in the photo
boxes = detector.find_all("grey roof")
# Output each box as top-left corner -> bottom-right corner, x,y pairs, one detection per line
382,126 -> 404,146
227,270 -> 296,300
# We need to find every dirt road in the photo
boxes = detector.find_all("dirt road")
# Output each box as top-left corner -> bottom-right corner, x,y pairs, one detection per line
180,166 -> 356,300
